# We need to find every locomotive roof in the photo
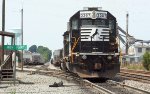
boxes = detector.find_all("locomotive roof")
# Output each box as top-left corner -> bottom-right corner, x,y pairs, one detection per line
69,9 -> 116,21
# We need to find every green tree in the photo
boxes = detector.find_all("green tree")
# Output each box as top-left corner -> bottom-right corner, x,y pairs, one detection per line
37,46 -> 52,62
29,45 -> 37,53
143,52 -> 150,70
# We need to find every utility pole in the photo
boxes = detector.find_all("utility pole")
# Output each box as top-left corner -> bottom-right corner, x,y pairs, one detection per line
21,9 -> 24,71
1,0 -> 5,64
126,13 -> 129,55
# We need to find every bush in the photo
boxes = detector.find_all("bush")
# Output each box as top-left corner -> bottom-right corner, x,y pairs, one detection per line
143,52 -> 150,70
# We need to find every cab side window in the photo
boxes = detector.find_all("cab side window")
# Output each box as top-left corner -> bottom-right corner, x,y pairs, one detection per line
72,19 -> 78,30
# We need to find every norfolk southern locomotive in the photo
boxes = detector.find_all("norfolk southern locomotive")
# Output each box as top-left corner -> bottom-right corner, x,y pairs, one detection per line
61,7 -> 120,78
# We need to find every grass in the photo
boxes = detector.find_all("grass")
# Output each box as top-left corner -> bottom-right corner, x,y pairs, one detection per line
11,89 -> 16,94
121,63 -> 147,71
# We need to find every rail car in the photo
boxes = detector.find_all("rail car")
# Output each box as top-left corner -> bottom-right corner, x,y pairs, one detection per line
52,49 -> 63,66
61,7 -> 120,78
23,52 -> 44,65
31,53 -> 44,64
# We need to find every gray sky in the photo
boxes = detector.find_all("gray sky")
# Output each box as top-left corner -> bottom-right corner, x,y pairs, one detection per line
0,0 -> 150,51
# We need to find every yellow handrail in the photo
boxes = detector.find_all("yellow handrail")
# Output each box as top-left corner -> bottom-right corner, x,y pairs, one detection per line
71,37 -> 80,63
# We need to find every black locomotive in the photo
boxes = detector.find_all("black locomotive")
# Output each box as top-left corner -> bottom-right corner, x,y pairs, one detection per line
61,7 -> 120,78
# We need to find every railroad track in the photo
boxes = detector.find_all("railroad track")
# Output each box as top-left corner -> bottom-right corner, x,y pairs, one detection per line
100,80 -> 150,94
17,65 -> 150,94
18,65 -> 114,94
119,69 -> 150,84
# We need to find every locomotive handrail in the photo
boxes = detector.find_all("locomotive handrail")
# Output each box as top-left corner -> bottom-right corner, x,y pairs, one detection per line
72,37 -> 80,51
71,37 -> 80,63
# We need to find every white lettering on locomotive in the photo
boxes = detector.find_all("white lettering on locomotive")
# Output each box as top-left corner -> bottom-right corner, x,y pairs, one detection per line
96,13 -> 107,19
80,13 -> 91,18
80,11 -> 107,19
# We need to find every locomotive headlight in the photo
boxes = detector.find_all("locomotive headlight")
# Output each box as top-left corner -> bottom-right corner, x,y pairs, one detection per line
76,52 -> 80,57
110,43 -> 115,45
82,55 -> 87,60
107,56 -> 112,60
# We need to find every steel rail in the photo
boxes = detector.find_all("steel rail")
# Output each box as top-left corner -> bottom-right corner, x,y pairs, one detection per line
83,80 -> 115,94
107,80 -> 150,94
18,65 -> 114,94
121,69 -> 150,75
20,66 -> 150,94
119,69 -> 150,84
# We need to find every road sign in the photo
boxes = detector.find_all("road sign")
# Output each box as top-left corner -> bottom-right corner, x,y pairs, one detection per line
3,45 -> 27,50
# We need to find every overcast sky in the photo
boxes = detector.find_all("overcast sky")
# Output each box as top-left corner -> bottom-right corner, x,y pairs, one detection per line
0,0 -> 150,51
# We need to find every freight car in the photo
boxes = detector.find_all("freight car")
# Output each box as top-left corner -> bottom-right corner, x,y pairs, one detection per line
61,7 -> 120,78
31,53 -> 44,64
23,51 -> 44,65
52,49 -> 63,66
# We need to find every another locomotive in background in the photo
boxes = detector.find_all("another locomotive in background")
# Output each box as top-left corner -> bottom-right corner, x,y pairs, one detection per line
61,7 -> 120,78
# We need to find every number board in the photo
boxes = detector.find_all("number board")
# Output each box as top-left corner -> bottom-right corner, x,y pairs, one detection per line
80,11 -> 107,19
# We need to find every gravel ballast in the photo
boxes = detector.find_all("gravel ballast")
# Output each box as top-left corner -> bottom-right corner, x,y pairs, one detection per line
0,71 -> 97,94
124,80 -> 150,92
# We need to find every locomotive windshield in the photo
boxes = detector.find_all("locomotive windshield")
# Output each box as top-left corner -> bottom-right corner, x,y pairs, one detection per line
81,20 -> 92,25
81,19 -> 109,27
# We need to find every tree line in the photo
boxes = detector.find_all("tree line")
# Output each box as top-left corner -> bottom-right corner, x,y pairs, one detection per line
29,45 -> 52,62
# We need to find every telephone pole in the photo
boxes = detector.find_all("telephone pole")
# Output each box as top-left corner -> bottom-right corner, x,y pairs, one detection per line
21,8 -> 24,71
1,0 -> 5,64
126,13 -> 129,55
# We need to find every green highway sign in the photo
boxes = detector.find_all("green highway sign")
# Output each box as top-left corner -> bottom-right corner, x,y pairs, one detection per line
4,45 -> 27,50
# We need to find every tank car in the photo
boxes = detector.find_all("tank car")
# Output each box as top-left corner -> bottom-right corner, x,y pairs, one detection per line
61,7 -> 120,78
